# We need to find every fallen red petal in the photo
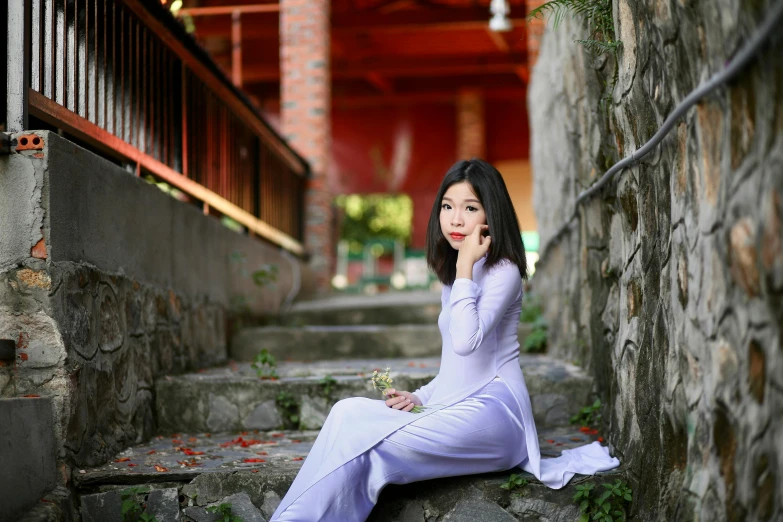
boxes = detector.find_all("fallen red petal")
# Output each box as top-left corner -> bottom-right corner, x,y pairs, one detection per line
291,457 -> 303,461
154,465 -> 169,472
243,458 -> 266,463
115,457 -> 131,462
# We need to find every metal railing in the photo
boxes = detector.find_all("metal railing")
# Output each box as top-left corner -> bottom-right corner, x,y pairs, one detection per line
5,0 -> 308,255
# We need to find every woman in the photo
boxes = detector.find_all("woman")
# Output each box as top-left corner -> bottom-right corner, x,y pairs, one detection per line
271,159 -> 619,521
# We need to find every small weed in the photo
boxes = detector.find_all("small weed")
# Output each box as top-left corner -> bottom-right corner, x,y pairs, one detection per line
318,375 -> 338,400
205,502 -> 243,522
276,390 -> 300,429
571,398 -> 602,427
500,473 -> 529,496
119,486 -> 158,522
519,295 -> 543,324
251,264 -> 278,288
523,318 -> 548,353
574,479 -> 633,522
252,349 -> 279,380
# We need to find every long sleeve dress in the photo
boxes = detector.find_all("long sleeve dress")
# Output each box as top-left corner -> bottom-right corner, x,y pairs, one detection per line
270,256 -> 620,521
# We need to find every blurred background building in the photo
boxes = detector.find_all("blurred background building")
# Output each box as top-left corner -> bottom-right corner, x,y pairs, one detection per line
170,0 -> 544,292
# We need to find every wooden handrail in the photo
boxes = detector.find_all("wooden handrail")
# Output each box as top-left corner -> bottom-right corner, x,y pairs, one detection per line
30,90 -> 305,256
118,0 -> 306,177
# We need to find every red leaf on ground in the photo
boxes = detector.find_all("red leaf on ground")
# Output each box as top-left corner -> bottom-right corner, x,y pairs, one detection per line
19,353 -> 29,361
588,429 -> 599,435
172,439 -> 183,445
546,439 -> 555,444
181,448 -> 205,456
154,465 -> 169,472
205,433 -> 211,438
115,457 -> 131,462
252,470 -> 259,473
188,437 -> 198,443
291,440 -> 301,443
291,457 -> 303,461
579,426 -> 591,433
554,443 -> 563,446
243,458 -> 266,463
147,450 -> 157,455
597,437 -> 604,443
407,362 -> 416,367
177,460 -> 201,467
127,463 -> 137,467
22,394 -> 40,398
272,433 -> 284,438
419,363 -> 427,368
256,452 -> 268,455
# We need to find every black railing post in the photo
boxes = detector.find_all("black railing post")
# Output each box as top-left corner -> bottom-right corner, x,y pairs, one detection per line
6,0 -> 31,132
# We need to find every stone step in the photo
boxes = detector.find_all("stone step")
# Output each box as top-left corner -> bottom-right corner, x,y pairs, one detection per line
155,355 -> 592,434
231,323 -> 534,362
284,290 -> 443,326
75,426 -> 621,522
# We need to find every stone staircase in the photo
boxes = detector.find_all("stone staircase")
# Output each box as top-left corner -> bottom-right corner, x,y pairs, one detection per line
52,291 -> 623,522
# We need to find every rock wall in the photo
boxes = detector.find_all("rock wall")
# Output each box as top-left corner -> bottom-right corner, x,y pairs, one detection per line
529,1 -> 782,520
0,132 -> 314,475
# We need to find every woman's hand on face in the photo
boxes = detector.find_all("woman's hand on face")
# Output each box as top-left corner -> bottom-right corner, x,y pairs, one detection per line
456,224 -> 491,269
384,389 -> 422,412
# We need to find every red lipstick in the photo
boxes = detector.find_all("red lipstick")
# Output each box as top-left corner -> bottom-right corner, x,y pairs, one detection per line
449,233 -> 465,240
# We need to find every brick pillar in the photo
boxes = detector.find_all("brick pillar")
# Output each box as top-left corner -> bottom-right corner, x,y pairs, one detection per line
280,0 -> 333,292
456,89 -> 485,160
525,0 -> 546,70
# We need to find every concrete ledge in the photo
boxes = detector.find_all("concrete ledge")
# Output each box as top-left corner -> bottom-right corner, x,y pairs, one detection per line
0,397 -> 57,520
285,291 -> 443,325
154,355 -> 593,433
231,324 -> 534,362
74,427 -> 621,522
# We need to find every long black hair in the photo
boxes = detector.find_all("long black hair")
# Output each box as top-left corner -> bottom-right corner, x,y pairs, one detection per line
425,159 -> 528,286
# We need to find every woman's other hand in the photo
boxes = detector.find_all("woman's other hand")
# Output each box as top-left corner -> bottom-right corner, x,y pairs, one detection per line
456,224 -> 491,278
384,389 -> 422,412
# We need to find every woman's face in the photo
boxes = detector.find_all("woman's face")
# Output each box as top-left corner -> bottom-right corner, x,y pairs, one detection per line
439,181 -> 487,250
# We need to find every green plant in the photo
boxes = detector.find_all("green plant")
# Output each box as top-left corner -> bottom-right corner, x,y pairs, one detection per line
120,486 -> 158,522
523,318 -> 548,353
527,0 -> 619,56
500,473 -> 529,496
276,390 -> 300,429
252,349 -> 279,380
251,264 -> 278,288
519,295 -> 543,324
205,503 -> 243,522
318,375 -> 338,400
571,398 -> 602,427
574,480 -> 632,522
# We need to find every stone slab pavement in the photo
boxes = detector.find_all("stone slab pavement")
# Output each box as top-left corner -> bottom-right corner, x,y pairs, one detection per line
73,425 -> 605,488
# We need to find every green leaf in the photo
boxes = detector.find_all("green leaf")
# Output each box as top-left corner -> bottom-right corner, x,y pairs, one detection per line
624,493 -> 632,501
579,515 -> 590,522
580,500 -> 589,512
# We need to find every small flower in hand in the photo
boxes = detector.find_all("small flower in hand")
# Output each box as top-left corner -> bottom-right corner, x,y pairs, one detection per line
369,368 -> 426,413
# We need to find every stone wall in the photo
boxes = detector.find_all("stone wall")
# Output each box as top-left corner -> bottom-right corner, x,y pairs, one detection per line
529,1 -> 782,520
0,131 -> 314,476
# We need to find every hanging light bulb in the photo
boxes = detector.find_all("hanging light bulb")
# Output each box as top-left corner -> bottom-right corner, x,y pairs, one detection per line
489,0 -> 512,32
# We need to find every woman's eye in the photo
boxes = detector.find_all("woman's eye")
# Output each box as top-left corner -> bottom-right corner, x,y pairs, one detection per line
466,206 -> 478,212
441,203 -> 451,210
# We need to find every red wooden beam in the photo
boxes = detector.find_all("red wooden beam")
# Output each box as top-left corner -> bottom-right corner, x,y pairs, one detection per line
178,4 -> 279,17
239,55 -> 528,83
